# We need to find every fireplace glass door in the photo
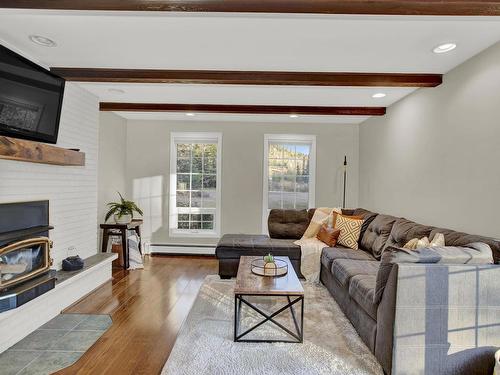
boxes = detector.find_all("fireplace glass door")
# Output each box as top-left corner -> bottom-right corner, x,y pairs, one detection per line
0,237 -> 52,290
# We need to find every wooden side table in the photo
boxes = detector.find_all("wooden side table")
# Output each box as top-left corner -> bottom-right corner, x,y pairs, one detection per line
100,220 -> 143,270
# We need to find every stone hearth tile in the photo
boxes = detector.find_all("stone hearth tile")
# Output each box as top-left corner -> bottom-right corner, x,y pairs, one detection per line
39,314 -> 88,330
10,330 -> 68,351
0,350 -> 42,375
74,315 -> 112,331
48,330 -> 104,352
17,351 -> 82,375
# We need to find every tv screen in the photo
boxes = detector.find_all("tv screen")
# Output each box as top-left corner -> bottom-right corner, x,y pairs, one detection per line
0,45 -> 65,144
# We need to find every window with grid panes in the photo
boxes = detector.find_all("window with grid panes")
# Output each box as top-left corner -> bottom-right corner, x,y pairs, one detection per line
263,135 -> 316,232
169,133 -> 221,237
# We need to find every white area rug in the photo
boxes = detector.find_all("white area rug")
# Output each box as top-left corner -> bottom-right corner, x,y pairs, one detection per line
162,276 -> 383,375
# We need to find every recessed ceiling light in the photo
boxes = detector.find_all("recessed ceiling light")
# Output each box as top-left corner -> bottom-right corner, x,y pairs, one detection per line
289,114 -> 299,118
372,93 -> 386,99
108,88 -> 125,94
29,35 -> 57,47
185,113 -> 195,117
433,43 -> 457,54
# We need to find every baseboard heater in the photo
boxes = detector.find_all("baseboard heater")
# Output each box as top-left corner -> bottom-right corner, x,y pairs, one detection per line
150,243 -> 215,256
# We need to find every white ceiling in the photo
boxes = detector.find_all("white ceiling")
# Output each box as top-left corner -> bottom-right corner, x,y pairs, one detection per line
1,10 -> 500,123
2,11 -> 500,72
81,83 -> 413,123
79,83 -> 416,106
116,111 -> 370,124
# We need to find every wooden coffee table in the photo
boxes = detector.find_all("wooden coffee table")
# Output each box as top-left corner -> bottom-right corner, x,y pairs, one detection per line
233,256 -> 304,343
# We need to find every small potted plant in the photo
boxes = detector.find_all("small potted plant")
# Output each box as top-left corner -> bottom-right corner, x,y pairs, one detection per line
105,192 -> 143,224
263,253 -> 277,276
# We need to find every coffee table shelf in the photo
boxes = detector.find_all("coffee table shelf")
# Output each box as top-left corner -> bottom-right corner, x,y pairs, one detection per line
233,256 -> 304,343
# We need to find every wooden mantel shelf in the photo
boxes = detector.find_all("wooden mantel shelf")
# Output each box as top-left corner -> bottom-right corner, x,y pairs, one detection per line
0,136 -> 85,166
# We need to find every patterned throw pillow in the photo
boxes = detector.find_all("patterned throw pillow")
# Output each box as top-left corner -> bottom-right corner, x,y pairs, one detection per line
331,213 -> 364,228
334,214 -> 364,250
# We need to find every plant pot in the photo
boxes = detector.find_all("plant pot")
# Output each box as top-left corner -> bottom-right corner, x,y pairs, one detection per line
114,214 -> 132,224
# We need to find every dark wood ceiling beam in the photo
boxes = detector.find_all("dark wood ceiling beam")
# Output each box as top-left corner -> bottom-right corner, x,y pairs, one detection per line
3,1 -> 500,16
99,102 -> 386,116
51,68 -> 442,87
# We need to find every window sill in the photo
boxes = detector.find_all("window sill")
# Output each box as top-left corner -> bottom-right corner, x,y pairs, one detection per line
169,230 -> 220,239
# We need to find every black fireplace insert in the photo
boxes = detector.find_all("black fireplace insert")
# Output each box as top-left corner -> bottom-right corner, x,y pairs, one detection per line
0,201 -> 56,312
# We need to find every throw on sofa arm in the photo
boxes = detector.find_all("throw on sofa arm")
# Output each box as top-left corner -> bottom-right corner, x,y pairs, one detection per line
375,242 -> 493,304
374,243 -> 497,374
384,262 -> 500,374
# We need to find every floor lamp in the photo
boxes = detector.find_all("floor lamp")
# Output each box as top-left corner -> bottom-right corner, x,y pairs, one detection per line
343,156 -> 347,209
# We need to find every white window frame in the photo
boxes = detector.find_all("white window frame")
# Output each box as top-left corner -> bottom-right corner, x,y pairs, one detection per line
169,132 -> 222,238
262,134 -> 316,233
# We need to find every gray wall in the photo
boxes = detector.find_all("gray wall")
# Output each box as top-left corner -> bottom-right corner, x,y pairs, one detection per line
124,120 -> 359,245
359,41 -> 500,238
97,112 -> 127,224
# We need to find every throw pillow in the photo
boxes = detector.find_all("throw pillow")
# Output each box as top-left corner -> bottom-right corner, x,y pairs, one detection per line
430,232 -> 445,247
404,234 -> 444,250
301,207 -> 341,239
316,225 -> 341,247
334,214 -> 364,250
417,237 -> 430,248
403,238 -> 419,250
331,212 -> 364,228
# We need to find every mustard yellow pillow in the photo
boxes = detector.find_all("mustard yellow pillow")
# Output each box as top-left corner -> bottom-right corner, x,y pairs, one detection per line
334,214 -> 364,250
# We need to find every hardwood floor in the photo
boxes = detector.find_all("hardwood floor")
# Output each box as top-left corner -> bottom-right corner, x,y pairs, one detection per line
54,255 -> 218,375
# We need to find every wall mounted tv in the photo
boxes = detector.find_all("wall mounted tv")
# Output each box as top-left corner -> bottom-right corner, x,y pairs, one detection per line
0,45 -> 65,144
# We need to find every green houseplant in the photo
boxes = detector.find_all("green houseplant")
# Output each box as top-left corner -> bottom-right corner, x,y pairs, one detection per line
105,192 -> 143,224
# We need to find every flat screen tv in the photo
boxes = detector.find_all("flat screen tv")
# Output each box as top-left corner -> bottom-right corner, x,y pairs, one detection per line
0,45 -> 65,144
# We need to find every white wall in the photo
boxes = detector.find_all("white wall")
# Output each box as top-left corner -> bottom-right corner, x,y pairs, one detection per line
0,83 -> 100,267
97,112 -> 127,225
124,120 -> 359,245
359,41 -> 500,238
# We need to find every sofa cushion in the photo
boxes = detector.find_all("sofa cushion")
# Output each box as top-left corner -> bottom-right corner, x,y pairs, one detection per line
385,217 -> 434,250
215,234 -> 301,259
331,259 -> 380,287
430,227 -> 500,264
360,214 -> 398,259
267,209 -> 310,239
374,242 -> 494,304
321,246 -> 376,270
349,274 -> 378,320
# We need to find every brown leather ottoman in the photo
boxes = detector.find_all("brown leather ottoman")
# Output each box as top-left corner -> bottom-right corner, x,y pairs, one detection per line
215,234 -> 302,278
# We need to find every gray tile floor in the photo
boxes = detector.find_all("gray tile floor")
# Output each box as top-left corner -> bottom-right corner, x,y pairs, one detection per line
0,313 -> 112,375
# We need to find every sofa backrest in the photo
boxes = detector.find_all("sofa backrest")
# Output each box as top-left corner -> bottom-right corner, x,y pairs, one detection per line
360,214 -> 398,259
267,207 -> 500,263
382,217 -> 500,263
268,209 -> 310,239
384,218 -> 434,249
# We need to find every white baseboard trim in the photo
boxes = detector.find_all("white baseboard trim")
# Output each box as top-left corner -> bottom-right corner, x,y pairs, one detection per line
150,244 -> 215,255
